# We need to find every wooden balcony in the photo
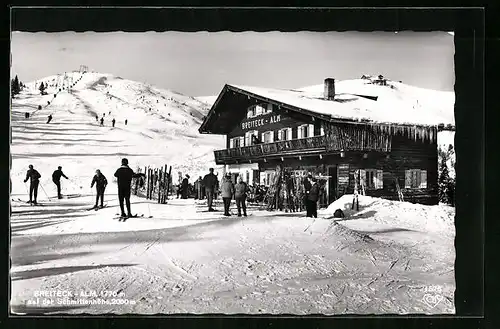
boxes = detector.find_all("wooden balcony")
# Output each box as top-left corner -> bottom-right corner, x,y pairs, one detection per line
215,135 -> 327,164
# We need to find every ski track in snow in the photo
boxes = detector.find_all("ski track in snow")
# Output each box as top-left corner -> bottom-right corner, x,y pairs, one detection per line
10,72 -> 455,315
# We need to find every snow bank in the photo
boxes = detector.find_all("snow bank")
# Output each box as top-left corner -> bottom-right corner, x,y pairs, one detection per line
324,195 -> 455,234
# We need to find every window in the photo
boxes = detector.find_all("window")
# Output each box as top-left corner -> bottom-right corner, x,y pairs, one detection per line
247,107 -> 256,119
229,136 -> 244,148
265,103 -> 273,114
262,131 -> 274,143
297,124 -> 314,138
278,128 -> 292,141
359,169 -> 383,189
255,105 -> 264,116
405,169 -> 427,188
245,130 -> 260,146
320,123 -> 325,136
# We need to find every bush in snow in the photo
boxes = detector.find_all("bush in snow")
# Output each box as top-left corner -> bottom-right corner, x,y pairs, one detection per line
438,144 -> 455,206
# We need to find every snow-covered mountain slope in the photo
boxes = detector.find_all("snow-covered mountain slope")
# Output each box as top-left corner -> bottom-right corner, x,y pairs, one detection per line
195,95 -> 218,107
10,72 -> 224,198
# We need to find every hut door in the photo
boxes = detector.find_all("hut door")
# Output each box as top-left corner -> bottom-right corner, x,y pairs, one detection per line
327,165 -> 338,204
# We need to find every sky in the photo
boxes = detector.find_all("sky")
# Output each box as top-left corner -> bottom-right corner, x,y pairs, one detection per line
11,31 -> 455,97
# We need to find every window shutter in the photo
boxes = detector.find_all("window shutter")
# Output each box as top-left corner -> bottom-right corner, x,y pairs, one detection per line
419,170 -> 427,188
320,124 -> 325,136
287,128 -> 292,140
297,126 -> 303,139
269,131 -> 274,143
359,169 -> 366,189
404,170 -> 411,188
376,170 -> 384,189
308,124 -> 314,137
229,138 -> 234,148
239,136 -> 244,147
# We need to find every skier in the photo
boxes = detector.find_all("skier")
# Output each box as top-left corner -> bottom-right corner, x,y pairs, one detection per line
25,112 -> 29,119
95,115 -> 99,122
103,113 -> 105,117
100,117 -> 104,126
202,168 -> 218,211
114,158 -> 145,218
125,119 -> 128,125
181,174 -> 190,199
220,174 -> 235,216
90,169 -> 108,209
52,166 -> 69,199
234,176 -> 249,217
112,118 -> 116,127
47,114 -> 53,124
23,164 -> 41,205
109,111 -> 111,115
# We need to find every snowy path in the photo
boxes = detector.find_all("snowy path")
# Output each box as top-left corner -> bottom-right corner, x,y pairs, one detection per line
10,196 -> 455,314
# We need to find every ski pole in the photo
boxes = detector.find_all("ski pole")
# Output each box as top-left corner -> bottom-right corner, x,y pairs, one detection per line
24,182 -> 30,200
39,182 -> 52,201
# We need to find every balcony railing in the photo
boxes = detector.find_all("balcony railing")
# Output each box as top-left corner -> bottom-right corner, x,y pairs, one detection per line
215,135 -> 327,164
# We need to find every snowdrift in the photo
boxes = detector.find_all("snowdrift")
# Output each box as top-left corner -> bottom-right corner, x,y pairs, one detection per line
324,195 -> 455,234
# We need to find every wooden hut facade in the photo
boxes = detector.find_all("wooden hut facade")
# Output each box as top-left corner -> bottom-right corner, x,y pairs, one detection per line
199,77 -> 455,206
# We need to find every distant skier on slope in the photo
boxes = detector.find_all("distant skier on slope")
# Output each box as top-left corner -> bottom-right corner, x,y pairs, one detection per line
95,115 -> 99,122
91,169 -> 108,209
114,158 -> 145,218
100,117 -> 104,126
46,114 -> 52,124
112,118 -> 116,127
23,164 -> 41,205
52,166 -> 69,199
125,119 -> 128,125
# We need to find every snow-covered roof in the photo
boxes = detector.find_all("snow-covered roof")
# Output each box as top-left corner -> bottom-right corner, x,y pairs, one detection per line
227,78 -> 455,127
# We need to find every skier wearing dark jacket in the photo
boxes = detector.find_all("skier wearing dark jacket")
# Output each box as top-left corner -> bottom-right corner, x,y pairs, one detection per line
24,164 -> 41,204
91,169 -> 108,208
114,158 -> 145,217
52,166 -> 68,199
203,168 -> 219,211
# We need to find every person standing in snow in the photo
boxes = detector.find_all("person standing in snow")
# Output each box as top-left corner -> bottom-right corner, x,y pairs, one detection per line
95,115 -> 99,122
24,164 -> 41,205
234,176 -> 249,217
52,166 -> 69,199
112,118 -> 116,127
100,117 -> 104,126
125,119 -> 128,125
203,168 -> 218,211
220,174 -> 235,216
114,158 -> 145,218
181,174 -> 190,199
306,176 -> 319,218
303,174 -> 312,214
47,114 -> 52,124
91,169 -> 108,209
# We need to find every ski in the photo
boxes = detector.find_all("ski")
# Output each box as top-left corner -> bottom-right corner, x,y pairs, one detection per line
113,214 -> 144,221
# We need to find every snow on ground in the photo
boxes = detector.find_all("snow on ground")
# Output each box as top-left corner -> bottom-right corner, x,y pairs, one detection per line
10,72 -> 455,315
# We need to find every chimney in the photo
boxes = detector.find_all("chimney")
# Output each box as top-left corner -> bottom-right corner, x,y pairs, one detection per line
324,78 -> 335,100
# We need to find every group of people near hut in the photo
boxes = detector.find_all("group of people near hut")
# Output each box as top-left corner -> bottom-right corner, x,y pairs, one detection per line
174,168 -> 323,218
